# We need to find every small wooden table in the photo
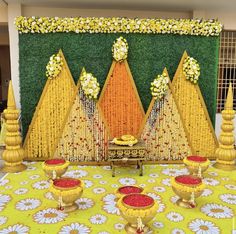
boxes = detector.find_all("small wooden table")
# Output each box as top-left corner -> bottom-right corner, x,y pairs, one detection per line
108,141 -> 147,177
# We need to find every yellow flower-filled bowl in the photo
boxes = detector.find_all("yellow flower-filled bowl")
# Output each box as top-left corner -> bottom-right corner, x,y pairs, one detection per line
42,158 -> 70,179
117,193 -> 157,233
115,185 -> 144,199
50,177 -> 83,212
171,175 -> 205,209
183,156 -> 210,177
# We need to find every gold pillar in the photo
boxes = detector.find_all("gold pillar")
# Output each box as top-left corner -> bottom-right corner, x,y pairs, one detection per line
213,83 -> 236,170
1,81 -> 26,172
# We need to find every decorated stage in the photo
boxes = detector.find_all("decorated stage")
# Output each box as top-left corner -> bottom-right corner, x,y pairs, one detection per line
0,162 -> 235,233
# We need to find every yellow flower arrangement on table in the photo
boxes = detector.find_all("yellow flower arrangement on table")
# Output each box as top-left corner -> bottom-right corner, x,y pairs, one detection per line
150,72 -> 169,100
183,56 -> 200,84
112,135 -> 138,146
80,70 -> 100,99
46,53 -> 63,79
14,16 -> 222,36
112,37 -> 128,62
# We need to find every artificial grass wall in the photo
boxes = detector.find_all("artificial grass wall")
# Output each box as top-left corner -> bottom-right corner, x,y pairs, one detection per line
19,33 -> 219,138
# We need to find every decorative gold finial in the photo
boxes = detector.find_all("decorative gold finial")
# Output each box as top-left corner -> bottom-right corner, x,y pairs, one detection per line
213,83 -> 236,170
1,81 -> 26,173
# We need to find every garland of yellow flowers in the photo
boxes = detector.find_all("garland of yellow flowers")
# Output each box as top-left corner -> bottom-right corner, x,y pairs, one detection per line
117,198 -> 158,218
150,72 -> 169,100
112,37 -> 128,62
183,56 -> 200,84
171,178 -> 205,193
42,161 -> 70,171
46,53 -> 63,79
183,157 -> 210,167
50,181 -> 84,197
216,158 -> 235,165
14,17 -> 222,36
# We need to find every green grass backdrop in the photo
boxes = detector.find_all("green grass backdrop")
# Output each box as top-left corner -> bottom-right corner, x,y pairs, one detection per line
19,33 -> 219,138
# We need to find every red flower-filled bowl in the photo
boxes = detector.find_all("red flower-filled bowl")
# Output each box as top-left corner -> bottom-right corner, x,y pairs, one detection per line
122,194 -> 154,209
116,186 -> 144,199
42,158 -> 70,179
50,177 -> 83,212
183,155 -> 210,177
175,175 -> 202,187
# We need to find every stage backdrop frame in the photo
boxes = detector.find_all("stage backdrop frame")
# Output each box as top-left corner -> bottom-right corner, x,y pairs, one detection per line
19,33 -> 219,138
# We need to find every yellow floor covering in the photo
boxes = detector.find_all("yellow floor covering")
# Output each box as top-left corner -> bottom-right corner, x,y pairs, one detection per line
0,162 -> 235,234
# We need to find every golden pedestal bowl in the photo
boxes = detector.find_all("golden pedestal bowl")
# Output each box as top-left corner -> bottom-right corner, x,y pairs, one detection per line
42,159 -> 70,180
117,193 -> 157,234
183,156 -> 210,178
171,175 -> 205,209
50,177 -> 83,212
115,186 -> 144,200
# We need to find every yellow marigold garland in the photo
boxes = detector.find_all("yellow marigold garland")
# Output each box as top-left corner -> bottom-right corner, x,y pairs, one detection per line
171,178 -> 205,193
14,16 -> 222,36
183,56 -> 200,84
117,198 -> 158,218
80,70 -> 100,99
112,37 -> 128,62
183,157 -> 210,167
46,53 -> 63,79
150,72 -> 169,100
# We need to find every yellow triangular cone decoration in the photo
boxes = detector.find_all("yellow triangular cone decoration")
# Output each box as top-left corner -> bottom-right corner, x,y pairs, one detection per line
172,51 -> 218,158
23,50 -> 76,159
54,70 -> 109,162
140,68 -> 193,161
2,81 -> 26,172
214,83 -> 236,170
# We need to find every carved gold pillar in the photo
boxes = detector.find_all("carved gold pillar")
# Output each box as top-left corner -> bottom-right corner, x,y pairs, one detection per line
213,83 -> 236,170
1,81 -> 26,172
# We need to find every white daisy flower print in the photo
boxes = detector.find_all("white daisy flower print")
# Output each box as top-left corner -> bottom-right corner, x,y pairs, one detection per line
102,194 -> 116,203
64,170 -> 88,178
0,194 -> 11,207
0,224 -> 29,234
114,223 -> 125,230
203,178 -> 220,186
93,187 -> 106,194
29,174 -> 40,180
201,189 -> 213,197
166,212 -> 184,222
139,184 -> 146,188
93,174 -> 103,179
33,208 -> 67,224
58,222 -> 90,234
152,221 -> 164,228
83,180 -> 93,188
98,232 -> 110,234
103,202 -> 120,215
102,166 -> 111,171
20,181 -> 28,185
44,192 -> 54,200
188,219 -> 220,234
111,184 -> 118,188
119,177 -> 136,185
76,198 -> 94,210
99,180 -> 107,185
161,178 -> 171,187
201,203 -> 234,219
162,168 -> 188,177
225,184 -> 236,190
14,188 -> 28,195
219,194 -> 236,205
171,228 -> 185,234
16,198 -> 41,211
32,180 -> 50,190
4,185 -> 12,190
0,179 -> 9,186
0,216 -> 7,225
90,214 -> 107,225
147,193 -> 165,213
221,177 -> 229,181
27,166 -> 36,171
147,179 -> 156,183
208,171 -> 218,177
170,195 -> 179,204
153,186 -> 166,193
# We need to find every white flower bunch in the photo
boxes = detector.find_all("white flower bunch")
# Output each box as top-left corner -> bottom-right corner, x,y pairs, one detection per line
46,53 -> 63,79
183,56 -> 200,84
112,37 -> 128,62
80,71 -> 100,99
150,72 -> 169,100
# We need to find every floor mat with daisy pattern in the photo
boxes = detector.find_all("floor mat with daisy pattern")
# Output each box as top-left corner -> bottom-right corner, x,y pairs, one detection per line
0,162 -> 235,234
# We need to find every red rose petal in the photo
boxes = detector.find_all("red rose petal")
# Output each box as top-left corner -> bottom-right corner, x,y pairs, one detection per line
187,156 -> 207,162
45,159 -> 66,165
175,175 -> 202,185
123,194 -> 154,207
53,178 -> 81,188
118,186 -> 143,194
